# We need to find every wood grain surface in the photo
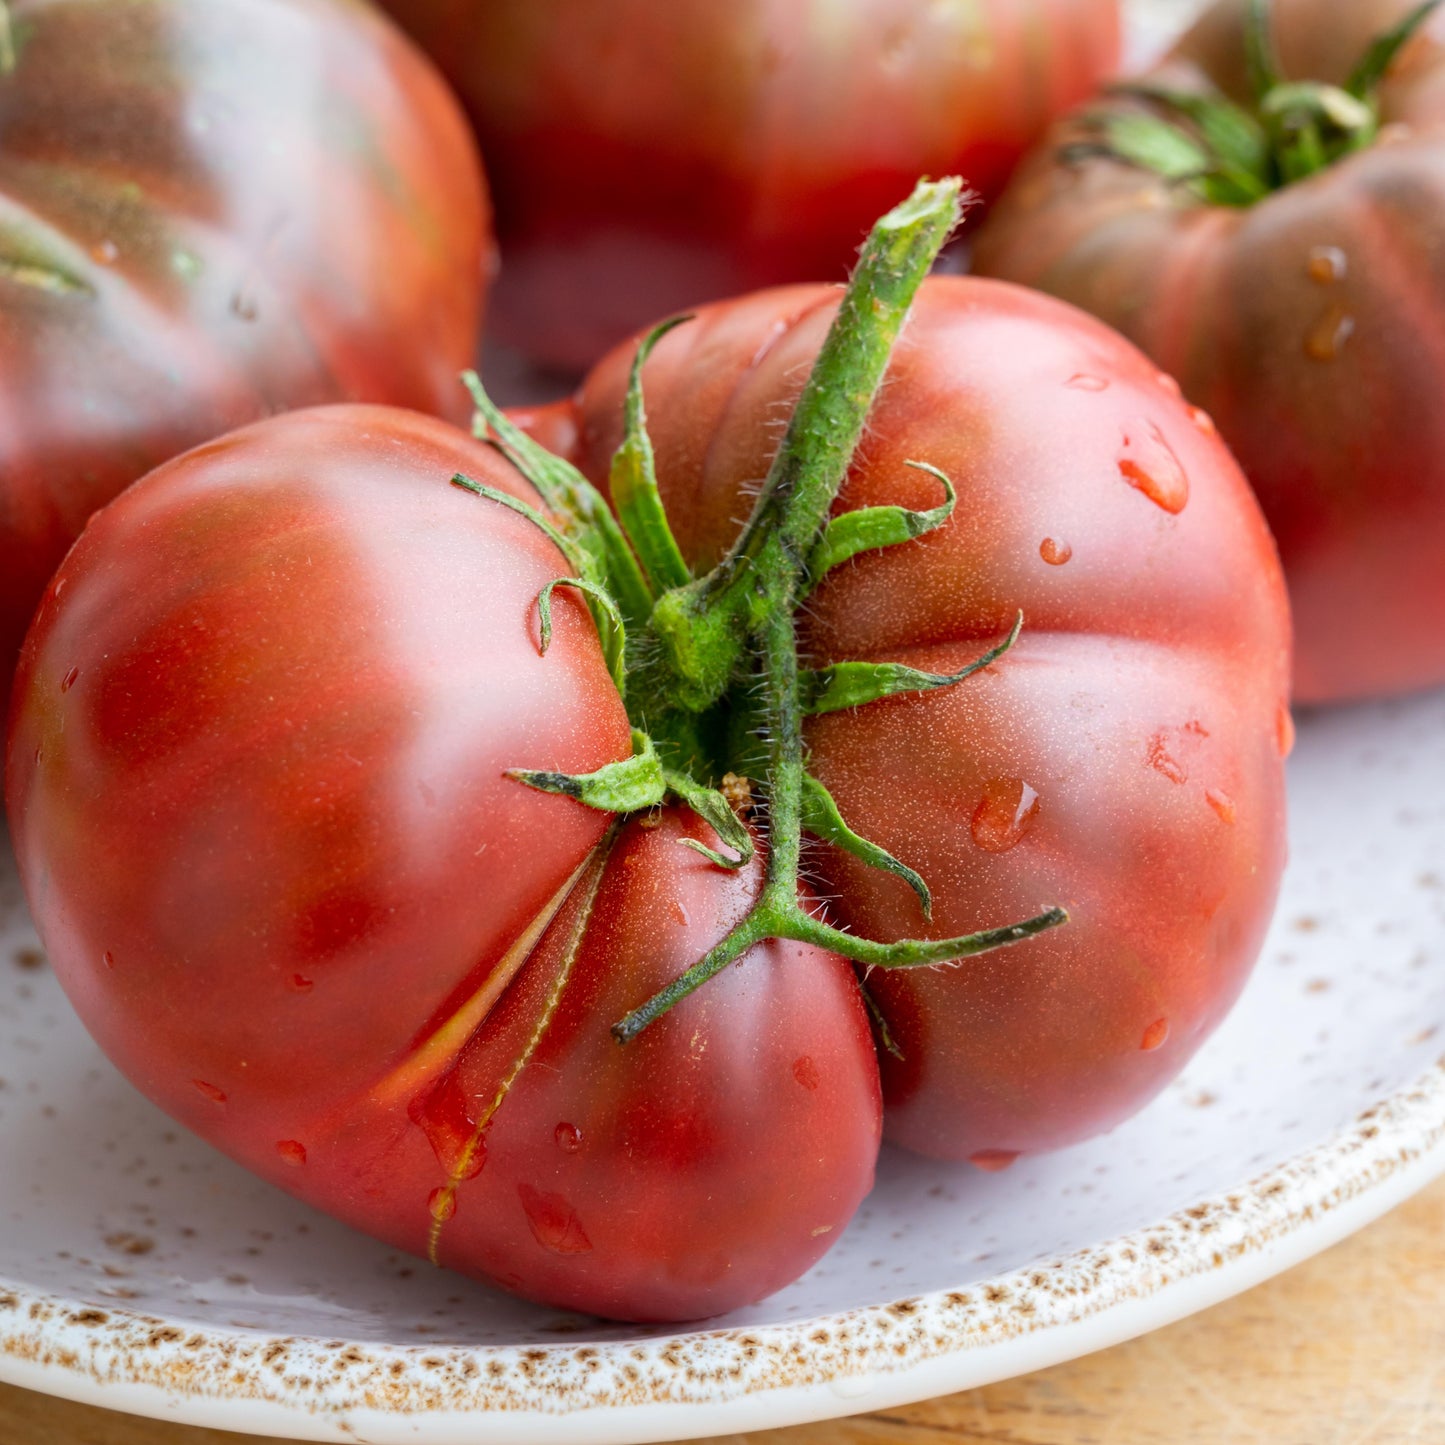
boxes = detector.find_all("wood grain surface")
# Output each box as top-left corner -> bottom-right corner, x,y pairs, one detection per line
4,1173 -> 1442,1445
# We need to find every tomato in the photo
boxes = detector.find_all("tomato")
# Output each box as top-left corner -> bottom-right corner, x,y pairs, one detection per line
0,0 -> 492,716
545,276 -> 1292,1162
972,0 -> 1445,703
4,405 -> 880,1322
5,187 -> 1290,1316
376,0 -> 1121,368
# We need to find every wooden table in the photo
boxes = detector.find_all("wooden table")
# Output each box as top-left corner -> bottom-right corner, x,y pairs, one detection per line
4,1173 -> 1443,1444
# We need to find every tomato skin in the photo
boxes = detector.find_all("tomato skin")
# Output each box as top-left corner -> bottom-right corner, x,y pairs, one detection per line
545,277 -> 1292,1161
377,0 -> 1120,369
0,0 -> 492,713
7,406 -> 630,1167
972,0 -> 1445,703
5,406 -> 880,1321
375,809 -> 880,1322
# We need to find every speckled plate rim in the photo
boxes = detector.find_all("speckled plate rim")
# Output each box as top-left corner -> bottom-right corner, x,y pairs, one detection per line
3,1056 -> 1444,1444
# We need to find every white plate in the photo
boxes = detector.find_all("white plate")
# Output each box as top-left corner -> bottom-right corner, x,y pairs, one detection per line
3,685 -> 1444,1444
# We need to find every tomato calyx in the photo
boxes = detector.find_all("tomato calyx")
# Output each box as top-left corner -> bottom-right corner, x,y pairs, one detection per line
1066,0 -> 1443,206
458,178 -> 1070,1041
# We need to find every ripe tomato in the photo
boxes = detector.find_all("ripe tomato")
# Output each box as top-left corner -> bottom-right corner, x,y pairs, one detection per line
5,406 -> 880,1322
973,0 -> 1445,703
545,276 -> 1292,1162
376,0 -> 1121,368
0,0 -> 491,715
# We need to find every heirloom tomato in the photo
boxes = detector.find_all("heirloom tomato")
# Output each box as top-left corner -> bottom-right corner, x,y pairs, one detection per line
544,275 -> 1291,1163
7,185 -> 1288,1321
974,0 -> 1445,702
377,0 -> 1121,368
0,0 -> 491,715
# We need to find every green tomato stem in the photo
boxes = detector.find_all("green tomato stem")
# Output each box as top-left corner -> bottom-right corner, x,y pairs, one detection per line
643,178 -> 964,714
1084,0 -> 1443,205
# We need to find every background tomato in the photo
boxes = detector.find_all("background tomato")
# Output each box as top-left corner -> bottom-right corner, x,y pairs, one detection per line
0,0 -> 492,715
5,405 -> 881,1322
972,0 -> 1445,703
376,0 -> 1120,369
542,276 -> 1292,1163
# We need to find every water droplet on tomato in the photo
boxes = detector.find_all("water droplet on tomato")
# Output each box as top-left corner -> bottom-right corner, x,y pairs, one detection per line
969,1149 -> 1020,1173
428,1187 -> 456,1223
52,577 -> 66,598
671,900 -> 689,926
289,974 -> 313,992
90,239 -> 119,266
103,950 -> 116,971
276,1140 -> 307,1167
192,1079 -> 227,1104
1305,304 -> 1355,361
1156,372 -> 1182,397
1306,245 -> 1348,284
60,666 -> 79,693
1118,422 -> 1189,514
1206,788 -> 1238,825
1147,733 -> 1188,785
410,1078 -> 487,1181
518,1183 -> 593,1255
970,779 -> 1040,853
792,1056 -> 821,1091
1067,373 -> 1109,392
1189,406 -> 1216,436
554,1122 -> 582,1152
1277,704 -> 1297,758
1039,537 -> 1073,566
1141,1017 -> 1170,1052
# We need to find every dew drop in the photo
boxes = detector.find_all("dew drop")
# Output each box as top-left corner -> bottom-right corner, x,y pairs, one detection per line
1141,1017 -> 1170,1052
1306,245 -> 1348,284
1118,422 -> 1189,514
969,1149 -> 1020,1173
410,1077 -> 487,1181
103,950 -> 116,971
970,778 -> 1040,854
670,899 -> 689,926
428,1187 -> 456,1223
1066,373 -> 1109,392
90,239 -> 119,266
1305,304 -> 1355,361
276,1140 -> 307,1167
1147,733 -> 1188,785
1206,788 -> 1237,825
554,1122 -> 582,1153
53,577 -> 66,598
1039,537 -> 1073,566
289,974 -> 314,992
792,1056 -> 821,1092
1277,704 -> 1297,758
192,1079 -> 227,1104
59,666 -> 79,693
1189,406 -> 1216,436
1156,371 -> 1182,397
518,1182 -> 593,1255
